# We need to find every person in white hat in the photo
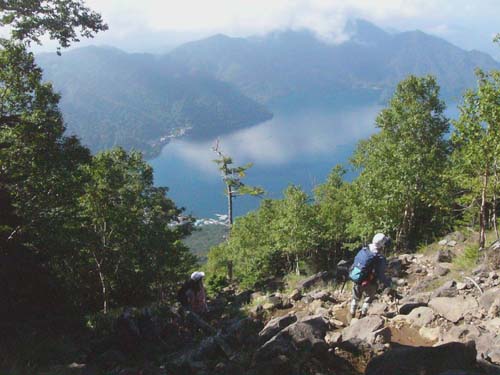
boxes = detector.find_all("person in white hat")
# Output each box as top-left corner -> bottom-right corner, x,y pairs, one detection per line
177,271 -> 208,314
348,233 -> 392,319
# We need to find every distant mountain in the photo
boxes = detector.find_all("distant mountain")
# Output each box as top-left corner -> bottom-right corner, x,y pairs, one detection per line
169,19 -> 500,104
37,47 -> 272,157
37,20 -> 500,157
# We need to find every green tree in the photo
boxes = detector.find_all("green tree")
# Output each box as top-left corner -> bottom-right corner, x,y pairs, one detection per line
274,186 -> 320,275
452,70 -> 500,248
1,0 -> 107,51
350,75 -> 451,250
314,165 -> 352,267
212,140 -> 264,226
0,40 -> 94,319
79,148 -> 196,312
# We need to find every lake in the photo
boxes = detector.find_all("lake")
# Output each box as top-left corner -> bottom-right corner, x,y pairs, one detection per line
150,100 -> 384,218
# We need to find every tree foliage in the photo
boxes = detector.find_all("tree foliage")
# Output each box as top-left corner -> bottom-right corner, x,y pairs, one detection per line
0,0 -> 107,51
452,69 -> 500,247
0,0 -> 197,322
78,148 -> 196,312
349,75 -> 451,250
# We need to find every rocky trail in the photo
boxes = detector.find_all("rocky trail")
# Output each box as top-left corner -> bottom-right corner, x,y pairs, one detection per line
61,233 -> 500,375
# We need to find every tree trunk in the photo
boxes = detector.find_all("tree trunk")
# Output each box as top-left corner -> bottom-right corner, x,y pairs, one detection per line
494,160 -> 499,240
93,253 -> 108,314
227,184 -> 233,226
480,170 -> 489,249
396,202 -> 412,252
295,254 -> 300,276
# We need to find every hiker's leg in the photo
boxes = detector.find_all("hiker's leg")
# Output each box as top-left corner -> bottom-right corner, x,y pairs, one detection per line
350,284 -> 362,314
360,283 -> 378,316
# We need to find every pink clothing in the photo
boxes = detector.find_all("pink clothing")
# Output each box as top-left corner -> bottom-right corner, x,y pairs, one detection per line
186,286 -> 208,314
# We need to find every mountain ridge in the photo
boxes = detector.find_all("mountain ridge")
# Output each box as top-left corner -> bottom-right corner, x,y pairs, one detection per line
37,19 -> 500,157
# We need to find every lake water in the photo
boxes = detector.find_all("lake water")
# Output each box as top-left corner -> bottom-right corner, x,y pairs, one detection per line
150,100 -> 384,218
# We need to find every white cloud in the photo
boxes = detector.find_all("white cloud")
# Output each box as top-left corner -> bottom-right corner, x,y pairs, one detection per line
79,1 -> 500,54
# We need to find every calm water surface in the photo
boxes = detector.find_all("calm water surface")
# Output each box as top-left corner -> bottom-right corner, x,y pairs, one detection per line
150,102 -> 383,218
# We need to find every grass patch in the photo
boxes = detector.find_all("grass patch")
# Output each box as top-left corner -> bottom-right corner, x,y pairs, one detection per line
453,245 -> 480,271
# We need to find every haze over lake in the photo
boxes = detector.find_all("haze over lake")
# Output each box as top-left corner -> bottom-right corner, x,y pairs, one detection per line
151,101 -> 383,218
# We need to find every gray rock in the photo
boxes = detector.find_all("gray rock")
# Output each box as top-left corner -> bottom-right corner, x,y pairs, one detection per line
226,318 -> 262,346
325,331 -> 342,346
441,324 -> 481,344
432,280 -> 458,298
429,296 -> 479,323
439,239 -> 448,246
406,306 -> 435,327
480,287 -> 500,310
296,271 -> 328,291
419,326 -> 440,342
488,298 -> 500,318
255,315 -> 328,361
259,313 -> 297,344
341,316 -> 389,348
289,289 -> 301,301
489,240 -> 500,251
368,302 -> 388,316
436,249 -> 454,263
447,240 -> 458,247
487,349 -> 500,366
365,341 -> 478,375
446,231 -> 466,243
484,318 -> 500,335
435,265 -> 450,277
309,290 -> 332,302
399,301 -> 428,315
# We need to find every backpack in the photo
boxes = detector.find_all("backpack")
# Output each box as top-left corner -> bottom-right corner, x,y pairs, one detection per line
176,280 -> 192,306
349,247 -> 378,284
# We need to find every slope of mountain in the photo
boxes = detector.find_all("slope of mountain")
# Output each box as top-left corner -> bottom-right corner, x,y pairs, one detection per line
37,47 -> 272,157
37,20 -> 500,157
169,19 -> 500,104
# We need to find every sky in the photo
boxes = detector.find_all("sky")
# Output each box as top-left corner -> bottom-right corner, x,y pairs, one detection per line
33,0 -> 500,58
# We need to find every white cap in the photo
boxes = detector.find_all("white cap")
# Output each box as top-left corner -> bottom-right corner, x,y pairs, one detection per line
190,271 -> 205,281
372,233 -> 388,249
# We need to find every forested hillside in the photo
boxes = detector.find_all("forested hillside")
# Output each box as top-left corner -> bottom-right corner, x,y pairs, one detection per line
37,48 -> 272,157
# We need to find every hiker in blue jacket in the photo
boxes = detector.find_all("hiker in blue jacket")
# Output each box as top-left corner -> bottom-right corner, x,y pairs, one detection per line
349,233 -> 392,318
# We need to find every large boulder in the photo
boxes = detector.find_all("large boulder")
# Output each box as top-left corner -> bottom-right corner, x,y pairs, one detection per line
365,341 -> 478,375
399,292 -> 431,315
441,324 -> 481,344
255,315 -> 329,362
258,313 -> 297,344
429,296 -> 478,323
406,306 -> 435,327
341,316 -> 390,349
225,317 -> 263,347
